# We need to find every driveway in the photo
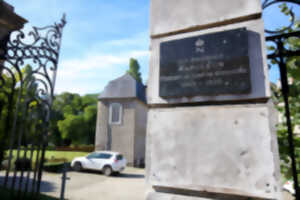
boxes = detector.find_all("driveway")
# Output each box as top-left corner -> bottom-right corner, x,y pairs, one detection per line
44,167 -> 147,200
0,167 -> 148,200
1,169 -> 294,200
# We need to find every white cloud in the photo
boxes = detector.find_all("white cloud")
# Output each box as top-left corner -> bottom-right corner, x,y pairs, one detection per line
58,50 -> 149,78
55,48 -> 149,95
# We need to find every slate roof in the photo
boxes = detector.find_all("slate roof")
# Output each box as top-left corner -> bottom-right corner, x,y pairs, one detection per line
98,73 -> 146,103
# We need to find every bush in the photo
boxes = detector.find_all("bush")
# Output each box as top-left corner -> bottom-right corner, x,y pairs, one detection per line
46,157 -> 67,164
55,145 -> 94,152
1,159 -> 13,170
15,158 -> 31,171
46,143 -> 56,151
43,162 -> 70,173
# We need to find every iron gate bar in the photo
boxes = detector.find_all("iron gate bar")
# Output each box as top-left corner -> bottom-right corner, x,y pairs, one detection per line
4,79 -> 23,189
36,14 -> 66,199
263,0 -> 300,198
17,99 -> 38,199
24,106 -> 40,198
0,14 -> 66,200
267,31 -> 300,59
266,24 -> 300,200
0,64 -> 16,174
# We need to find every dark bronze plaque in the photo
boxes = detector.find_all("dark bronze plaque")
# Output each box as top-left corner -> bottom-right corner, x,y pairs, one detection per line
159,28 -> 251,98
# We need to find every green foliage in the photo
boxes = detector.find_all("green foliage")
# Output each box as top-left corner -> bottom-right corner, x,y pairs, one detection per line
58,114 -> 86,144
127,58 -> 142,82
0,64 -> 41,164
49,92 -> 98,146
83,105 -> 97,144
5,149 -> 88,171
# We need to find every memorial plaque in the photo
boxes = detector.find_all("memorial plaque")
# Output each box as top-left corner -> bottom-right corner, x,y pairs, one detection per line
159,28 -> 251,98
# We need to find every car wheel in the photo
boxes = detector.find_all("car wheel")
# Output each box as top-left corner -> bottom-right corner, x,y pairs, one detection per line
103,166 -> 112,176
73,162 -> 82,172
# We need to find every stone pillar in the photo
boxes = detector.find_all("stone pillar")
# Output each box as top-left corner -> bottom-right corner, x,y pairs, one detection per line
0,1 -> 27,64
146,0 -> 282,199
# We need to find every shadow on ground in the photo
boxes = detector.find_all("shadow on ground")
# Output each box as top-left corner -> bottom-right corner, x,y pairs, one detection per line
71,169 -> 145,179
115,173 -> 144,179
0,173 -> 57,193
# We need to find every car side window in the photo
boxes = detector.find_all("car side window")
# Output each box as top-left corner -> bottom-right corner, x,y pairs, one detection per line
87,152 -> 112,159
98,153 -> 112,159
116,154 -> 123,160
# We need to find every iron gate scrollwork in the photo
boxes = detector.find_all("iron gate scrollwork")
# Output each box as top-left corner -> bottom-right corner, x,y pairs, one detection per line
0,15 -> 66,199
263,0 -> 300,199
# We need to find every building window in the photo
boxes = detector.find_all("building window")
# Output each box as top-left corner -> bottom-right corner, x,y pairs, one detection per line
109,103 -> 122,125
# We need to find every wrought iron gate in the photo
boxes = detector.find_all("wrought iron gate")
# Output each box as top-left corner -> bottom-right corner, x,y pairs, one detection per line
263,0 -> 300,199
0,15 -> 66,199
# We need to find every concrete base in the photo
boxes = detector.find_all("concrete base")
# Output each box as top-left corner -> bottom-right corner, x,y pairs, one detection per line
146,102 -> 282,200
150,0 -> 262,37
147,191 -> 268,200
147,192 -> 209,200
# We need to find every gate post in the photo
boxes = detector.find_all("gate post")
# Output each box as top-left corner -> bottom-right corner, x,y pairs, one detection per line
0,1 -> 27,59
146,0 -> 282,199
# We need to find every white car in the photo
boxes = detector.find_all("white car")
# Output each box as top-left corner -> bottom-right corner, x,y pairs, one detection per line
283,180 -> 295,195
71,151 -> 127,176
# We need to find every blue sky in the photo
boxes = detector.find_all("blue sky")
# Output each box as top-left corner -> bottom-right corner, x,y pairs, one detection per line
6,0 -> 300,95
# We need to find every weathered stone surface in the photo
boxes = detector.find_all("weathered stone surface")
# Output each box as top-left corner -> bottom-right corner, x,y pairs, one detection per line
148,19 -> 270,105
134,100 -> 148,166
150,0 -> 261,37
95,101 -> 109,150
146,103 -> 282,199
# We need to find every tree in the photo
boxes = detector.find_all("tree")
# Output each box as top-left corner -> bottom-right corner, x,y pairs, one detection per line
57,114 -> 87,145
127,58 -> 142,82
83,104 -> 97,144
49,92 -> 98,146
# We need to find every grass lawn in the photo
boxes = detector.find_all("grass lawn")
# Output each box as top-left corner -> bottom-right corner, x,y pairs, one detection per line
0,186 -> 59,200
5,150 -> 89,166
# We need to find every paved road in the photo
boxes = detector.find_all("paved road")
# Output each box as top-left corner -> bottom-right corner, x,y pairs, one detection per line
0,167 -> 148,200
1,169 -> 295,200
43,167 -> 147,200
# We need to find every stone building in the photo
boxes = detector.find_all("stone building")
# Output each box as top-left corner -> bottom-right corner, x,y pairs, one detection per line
95,73 -> 147,166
